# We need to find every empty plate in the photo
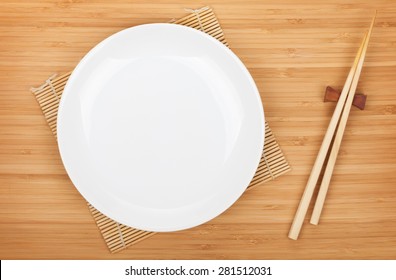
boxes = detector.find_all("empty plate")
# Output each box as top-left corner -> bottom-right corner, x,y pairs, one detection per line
57,24 -> 264,232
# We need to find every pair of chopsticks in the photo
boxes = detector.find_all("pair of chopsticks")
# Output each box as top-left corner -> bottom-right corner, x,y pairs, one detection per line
288,13 -> 377,240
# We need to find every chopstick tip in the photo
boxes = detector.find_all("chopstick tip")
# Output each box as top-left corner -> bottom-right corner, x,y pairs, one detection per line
310,219 -> 319,226
288,231 -> 299,241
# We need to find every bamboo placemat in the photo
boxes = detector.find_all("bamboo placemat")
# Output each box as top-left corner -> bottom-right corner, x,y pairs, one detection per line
31,6 -> 291,253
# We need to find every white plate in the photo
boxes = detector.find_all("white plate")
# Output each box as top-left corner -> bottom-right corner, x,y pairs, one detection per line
57,24 -> 264,232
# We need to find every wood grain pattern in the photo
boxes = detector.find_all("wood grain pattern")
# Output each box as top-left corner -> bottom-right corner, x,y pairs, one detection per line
1,0 -> 396,259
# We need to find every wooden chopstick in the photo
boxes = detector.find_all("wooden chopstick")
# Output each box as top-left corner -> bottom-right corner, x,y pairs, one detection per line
288,14 -> 376,240
310,13 -> 377,225
288,33 -> 367,240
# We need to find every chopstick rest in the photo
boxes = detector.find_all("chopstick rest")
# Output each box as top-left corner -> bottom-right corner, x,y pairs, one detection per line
324,86 -> 367,110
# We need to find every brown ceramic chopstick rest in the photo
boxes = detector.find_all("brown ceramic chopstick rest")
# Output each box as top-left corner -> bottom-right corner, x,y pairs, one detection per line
324,86 -> 367,110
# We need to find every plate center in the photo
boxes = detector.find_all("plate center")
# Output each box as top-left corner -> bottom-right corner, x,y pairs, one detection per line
82,56 -> 242,209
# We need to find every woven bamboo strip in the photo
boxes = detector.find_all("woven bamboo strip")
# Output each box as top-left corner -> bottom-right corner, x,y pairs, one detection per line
31,7 -> 290,253
174,8 -> 228,47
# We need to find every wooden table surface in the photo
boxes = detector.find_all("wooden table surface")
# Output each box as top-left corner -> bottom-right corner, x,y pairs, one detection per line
1,0 -> 396,260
